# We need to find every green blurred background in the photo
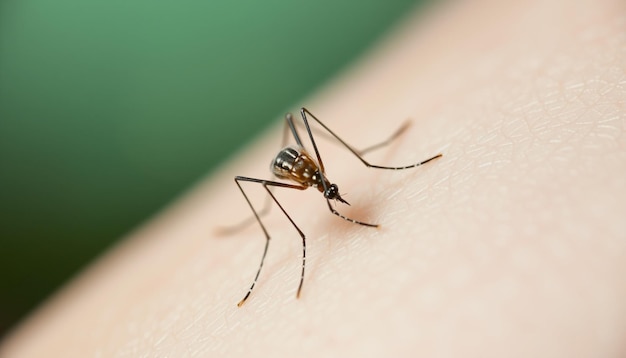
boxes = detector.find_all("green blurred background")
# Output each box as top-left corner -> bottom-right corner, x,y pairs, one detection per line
0,0 -> 425,337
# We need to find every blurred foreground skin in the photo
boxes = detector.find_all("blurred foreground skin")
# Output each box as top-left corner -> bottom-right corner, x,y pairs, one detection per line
1,0 -> 625,356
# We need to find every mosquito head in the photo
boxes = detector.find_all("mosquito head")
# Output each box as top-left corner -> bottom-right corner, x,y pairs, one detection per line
324,183 -> 350,205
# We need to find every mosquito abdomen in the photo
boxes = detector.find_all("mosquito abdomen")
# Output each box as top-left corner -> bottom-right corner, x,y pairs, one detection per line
271,146 -> 324,188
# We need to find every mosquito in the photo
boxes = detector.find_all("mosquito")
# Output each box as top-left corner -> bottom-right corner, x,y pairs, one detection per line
229,108 -> 442,307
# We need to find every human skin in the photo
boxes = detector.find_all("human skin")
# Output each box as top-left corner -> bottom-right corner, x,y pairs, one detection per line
1,0 -> 625,356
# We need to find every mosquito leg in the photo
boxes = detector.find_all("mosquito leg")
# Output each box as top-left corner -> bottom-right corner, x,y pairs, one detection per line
234,177 -> 272,306
326,199 -> 379,228
234,176 -> 308,306
300,107 -> 442,170
218,116 -> 303,236
291,114 -> 412,156
284,112 -> 303,147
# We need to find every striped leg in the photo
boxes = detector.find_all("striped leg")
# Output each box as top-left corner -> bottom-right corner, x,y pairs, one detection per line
299,107 -> 442,171
234,176 -> 307,306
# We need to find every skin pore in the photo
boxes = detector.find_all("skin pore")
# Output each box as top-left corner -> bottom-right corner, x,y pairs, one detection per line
1,0 -> 625,356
